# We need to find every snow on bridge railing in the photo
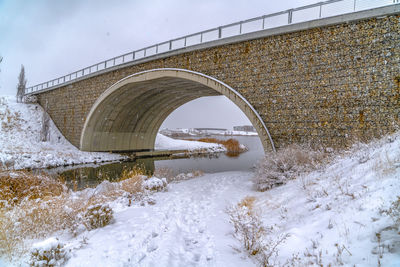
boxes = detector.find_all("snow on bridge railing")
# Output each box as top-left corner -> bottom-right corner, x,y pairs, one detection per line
25,0 -> 399,95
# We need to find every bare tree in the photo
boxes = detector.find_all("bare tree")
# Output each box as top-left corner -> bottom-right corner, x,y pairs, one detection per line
16,65 -> 27,103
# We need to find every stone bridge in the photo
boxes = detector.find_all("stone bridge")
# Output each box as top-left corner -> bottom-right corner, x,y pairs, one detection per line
28,4 -> 400,152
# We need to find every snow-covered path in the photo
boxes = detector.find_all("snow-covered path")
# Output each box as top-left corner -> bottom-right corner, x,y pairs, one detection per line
66,172 -> 257,267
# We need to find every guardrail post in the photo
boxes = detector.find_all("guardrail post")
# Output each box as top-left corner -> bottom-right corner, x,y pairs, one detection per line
156,45 -> 159,53
218,27 -> 222,38
262,16 -> 266,29
200,33 -> 203,43
239,22 -> 242,34
288,9 -> 293,24
169,40 -> 172,50
184,37 -> 187,47
144,49 -> 146,57
319,3 -> 322,18
132,52 -> 135,60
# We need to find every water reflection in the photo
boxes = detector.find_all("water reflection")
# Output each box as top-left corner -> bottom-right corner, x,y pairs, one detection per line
51,135 -> 264,190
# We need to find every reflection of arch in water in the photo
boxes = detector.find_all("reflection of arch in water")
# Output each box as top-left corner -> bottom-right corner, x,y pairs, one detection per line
81,68 -> 275,152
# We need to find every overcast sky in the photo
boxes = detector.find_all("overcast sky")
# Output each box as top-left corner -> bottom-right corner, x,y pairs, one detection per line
0,0 -> 322,129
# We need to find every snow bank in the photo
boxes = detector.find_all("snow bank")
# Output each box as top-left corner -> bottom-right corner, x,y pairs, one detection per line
155,132 -> 225,152
0,96 -> 124,170
247,132 -> 400,266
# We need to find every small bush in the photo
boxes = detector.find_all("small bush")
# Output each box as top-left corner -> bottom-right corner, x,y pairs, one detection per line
142,177 -> 168,192
227,197 -> 264,255
83,204 -> 114,230
227,196 -> 288,266
29,237 -> 70,267
253,144 -> 327,191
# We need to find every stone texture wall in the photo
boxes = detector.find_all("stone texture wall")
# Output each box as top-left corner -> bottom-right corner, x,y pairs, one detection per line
37,14 -> 400,150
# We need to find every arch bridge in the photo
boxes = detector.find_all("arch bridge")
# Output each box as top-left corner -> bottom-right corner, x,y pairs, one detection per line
26,3 -> 400,152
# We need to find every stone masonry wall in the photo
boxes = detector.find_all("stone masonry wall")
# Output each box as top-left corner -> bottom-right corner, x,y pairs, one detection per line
37,14 -> 400,150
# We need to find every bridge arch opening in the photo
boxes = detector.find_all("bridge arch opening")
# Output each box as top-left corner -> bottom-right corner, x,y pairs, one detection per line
80,68 -> 275,152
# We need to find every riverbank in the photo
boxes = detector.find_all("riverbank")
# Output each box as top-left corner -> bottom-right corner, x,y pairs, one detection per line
0,97 -> 224,170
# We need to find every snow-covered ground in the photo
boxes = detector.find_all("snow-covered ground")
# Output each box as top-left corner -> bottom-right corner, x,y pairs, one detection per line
155,133 -> 225,152
0,97 -> 223,170
0,96 -> 123,170
5,131 -> 397,267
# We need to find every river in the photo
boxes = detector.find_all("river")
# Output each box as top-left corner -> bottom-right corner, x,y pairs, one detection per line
49,135 -> 265,189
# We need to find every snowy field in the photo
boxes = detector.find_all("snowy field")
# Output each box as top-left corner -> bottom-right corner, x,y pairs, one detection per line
0,97 -> 223,170
2,131 -> 398,266
155,133 -> 225,152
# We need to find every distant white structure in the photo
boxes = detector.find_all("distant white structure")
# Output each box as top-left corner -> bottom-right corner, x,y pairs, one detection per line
233,125 -> 256,132
159,127 -> 258,137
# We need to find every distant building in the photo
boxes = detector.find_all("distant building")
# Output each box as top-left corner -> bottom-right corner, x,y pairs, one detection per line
233,125 -> 256,132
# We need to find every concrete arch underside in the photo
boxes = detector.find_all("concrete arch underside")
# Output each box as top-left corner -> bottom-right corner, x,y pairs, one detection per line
80,68 -> 275,152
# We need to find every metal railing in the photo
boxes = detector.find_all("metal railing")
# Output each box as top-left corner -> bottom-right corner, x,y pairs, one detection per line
25,0 -> 398,94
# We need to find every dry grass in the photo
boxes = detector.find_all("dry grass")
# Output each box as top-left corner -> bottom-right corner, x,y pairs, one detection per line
384,196 -> 400,226
373,151 -> 399,178
0,170 -> 66,207
118,165 -> 147,181
0,106 -> 24,133
0,169 -> 148,261
237,196 -> 257,210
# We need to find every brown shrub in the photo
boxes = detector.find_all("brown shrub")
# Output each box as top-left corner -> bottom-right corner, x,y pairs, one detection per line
187,137 -> 246,155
